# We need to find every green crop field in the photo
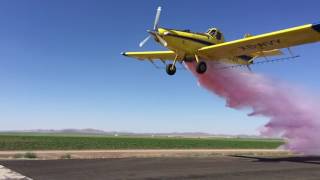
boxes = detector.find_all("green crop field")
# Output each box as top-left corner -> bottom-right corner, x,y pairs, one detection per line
0,133 -> 284,151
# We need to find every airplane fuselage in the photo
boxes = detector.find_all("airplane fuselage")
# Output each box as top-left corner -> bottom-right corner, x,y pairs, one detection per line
156,28 -> 250,65
157,28 -> 222,57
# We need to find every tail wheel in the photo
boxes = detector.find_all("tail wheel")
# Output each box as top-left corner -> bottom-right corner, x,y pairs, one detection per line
166,64 -> 176,75
196,61 -> 207,74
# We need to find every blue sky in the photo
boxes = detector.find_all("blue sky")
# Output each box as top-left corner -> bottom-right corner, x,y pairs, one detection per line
0,0 -> 319,134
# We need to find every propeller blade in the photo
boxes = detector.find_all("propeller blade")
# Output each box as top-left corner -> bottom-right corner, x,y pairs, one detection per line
155,34 -> 167,47
153,6 -> 162,30
138,6 -> 163,48
139,35 -> 151,47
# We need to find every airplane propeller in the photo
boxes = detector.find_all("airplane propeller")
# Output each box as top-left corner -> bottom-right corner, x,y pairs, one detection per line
153,6 -> 162,30
139,35 -> 152,48
139,6 -> 167,47
155,33 -> 168,47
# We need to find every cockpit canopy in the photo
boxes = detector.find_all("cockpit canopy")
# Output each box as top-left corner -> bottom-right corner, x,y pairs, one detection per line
207,28 -> 223,41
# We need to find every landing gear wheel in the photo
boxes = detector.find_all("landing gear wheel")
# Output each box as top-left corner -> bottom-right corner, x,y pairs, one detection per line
166,64 -> 176,75
196,61 -> 207,74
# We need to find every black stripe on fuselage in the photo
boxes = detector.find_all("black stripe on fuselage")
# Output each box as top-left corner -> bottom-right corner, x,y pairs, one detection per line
166,34 -> 215,46
164,28 -> 212,38
312,23 -> 320,32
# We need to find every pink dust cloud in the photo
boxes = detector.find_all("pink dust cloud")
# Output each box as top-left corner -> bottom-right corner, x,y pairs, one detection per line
186,62 -> 320,155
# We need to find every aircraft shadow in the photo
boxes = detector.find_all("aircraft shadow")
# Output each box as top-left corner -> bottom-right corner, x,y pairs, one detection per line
230,155 -> 320,165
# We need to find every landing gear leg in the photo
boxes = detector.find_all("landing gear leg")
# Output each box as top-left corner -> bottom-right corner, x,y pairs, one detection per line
196,61 -> 207,74
166,64 -> 176,75
194,54 -> 207,74
166,54 -> 179,76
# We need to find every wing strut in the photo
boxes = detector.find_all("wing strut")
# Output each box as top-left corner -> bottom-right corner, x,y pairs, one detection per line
148,60 -> 161,69
287,47 -> 295,57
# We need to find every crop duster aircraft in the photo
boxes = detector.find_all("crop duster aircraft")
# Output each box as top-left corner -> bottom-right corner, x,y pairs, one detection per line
122,7 -> 320,75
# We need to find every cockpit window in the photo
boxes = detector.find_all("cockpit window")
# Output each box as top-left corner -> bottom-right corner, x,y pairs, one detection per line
207,28 -> 222,40
209,29 -> 216,36
216,31 -> 222,40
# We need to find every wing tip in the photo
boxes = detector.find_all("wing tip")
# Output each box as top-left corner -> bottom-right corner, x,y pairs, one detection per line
121,52 -> 128,56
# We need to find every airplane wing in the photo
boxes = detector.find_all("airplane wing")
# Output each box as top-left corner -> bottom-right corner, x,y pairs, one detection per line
121,51 -> 178,61
252,49 -> 283,58
198,23 -> 320,60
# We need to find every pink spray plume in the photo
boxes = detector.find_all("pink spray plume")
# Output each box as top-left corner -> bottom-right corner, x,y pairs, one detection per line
186,62 -> 320,155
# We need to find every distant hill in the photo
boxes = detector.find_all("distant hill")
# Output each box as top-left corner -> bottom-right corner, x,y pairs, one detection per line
0,129 -> 268,139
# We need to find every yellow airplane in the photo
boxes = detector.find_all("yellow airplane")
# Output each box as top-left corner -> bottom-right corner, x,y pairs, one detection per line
122,6 -> 320,75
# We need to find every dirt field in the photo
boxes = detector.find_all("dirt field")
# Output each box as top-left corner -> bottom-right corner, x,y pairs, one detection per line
0,149 -> 291,160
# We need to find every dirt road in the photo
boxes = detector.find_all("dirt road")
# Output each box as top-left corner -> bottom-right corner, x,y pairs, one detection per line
0,149 -> 290,159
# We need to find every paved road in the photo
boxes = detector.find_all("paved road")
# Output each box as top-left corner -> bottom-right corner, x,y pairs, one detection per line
1,156 -> 320,180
